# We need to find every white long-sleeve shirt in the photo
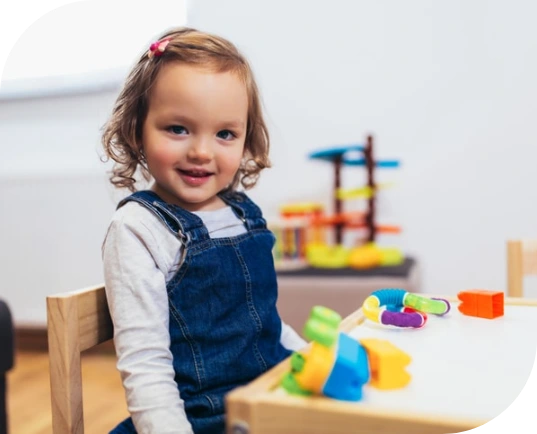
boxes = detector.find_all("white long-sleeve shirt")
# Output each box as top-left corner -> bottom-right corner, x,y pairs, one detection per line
103,201 -> 306,434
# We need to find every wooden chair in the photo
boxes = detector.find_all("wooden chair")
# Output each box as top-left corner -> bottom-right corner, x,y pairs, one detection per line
506,240 -> 537,297
47,285 -> 113,434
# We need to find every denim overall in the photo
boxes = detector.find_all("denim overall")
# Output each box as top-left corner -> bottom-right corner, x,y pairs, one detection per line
110,190 -> 291,434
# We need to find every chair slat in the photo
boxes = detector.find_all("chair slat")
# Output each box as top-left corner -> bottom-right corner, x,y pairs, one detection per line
507,239 -> 537,297
47,284 -> 114,433
523,240 -> 537,275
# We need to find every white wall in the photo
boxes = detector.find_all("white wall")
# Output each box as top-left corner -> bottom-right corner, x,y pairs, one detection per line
2,0 -> 187,81
188,0 -> 537,293
0,0 -> 186,326
0,92 -> 121,326
1,0 -> 537,325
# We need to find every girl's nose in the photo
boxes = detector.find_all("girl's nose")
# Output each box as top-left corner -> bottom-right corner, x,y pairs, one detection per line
187,137 -> 213,161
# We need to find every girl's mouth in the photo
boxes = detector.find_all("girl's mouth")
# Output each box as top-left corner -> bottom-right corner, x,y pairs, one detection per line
178,169 -> 213,186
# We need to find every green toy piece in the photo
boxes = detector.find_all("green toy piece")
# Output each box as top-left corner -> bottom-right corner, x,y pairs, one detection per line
280,372 -> 312,396
303,306 -> 342,347
280,306 -> 374,401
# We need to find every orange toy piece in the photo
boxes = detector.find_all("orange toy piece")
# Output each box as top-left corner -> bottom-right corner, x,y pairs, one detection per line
458,290 -> 504,319
294,342 -> 335,394
359,338 -> 411,389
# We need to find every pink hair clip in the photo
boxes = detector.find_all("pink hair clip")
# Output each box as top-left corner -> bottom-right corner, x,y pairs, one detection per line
148,37 -> 171,58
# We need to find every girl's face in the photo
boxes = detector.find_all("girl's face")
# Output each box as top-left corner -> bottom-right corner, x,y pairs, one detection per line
142,63 -> 248,211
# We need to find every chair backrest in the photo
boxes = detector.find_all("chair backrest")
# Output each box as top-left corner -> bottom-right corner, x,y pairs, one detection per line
507,240 -> 537,297
47,285 -> 113,434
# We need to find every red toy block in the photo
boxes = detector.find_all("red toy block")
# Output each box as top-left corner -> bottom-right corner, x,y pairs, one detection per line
458,290 -> 504,319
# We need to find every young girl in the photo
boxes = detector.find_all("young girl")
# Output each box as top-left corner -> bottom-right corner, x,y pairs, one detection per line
100,27 -> 306,434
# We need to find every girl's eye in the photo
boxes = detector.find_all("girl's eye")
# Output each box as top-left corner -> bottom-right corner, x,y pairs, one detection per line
216,130 -> 235,140
169,125 -> 187,135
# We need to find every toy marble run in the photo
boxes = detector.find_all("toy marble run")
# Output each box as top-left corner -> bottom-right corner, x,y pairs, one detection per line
272,135 -> 403,270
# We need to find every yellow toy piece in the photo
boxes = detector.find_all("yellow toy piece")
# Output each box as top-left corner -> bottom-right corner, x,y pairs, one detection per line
337,183 -> 395,200
294,342 -> 335,393
348,243 -> 405,269
306,243 -> 350,268
362,294 -> 382,324
280,202 -> 324,215
359,338 -> 411,389
348,243 -> 383,269
337,186 -> 374,200
380,247 -> 404,266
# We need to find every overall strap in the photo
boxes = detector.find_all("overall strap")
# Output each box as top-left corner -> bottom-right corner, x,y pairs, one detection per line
118,191 -> 209,244
218,191 -> 267,231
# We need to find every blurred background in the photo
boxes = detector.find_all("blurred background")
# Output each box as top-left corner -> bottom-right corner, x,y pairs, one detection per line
1,0 -> 537,329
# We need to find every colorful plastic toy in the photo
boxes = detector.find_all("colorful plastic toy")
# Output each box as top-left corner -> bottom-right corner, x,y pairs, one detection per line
458,290 -> 504,319
281,306 -> 412,401
362,289 -> 451,328
275,135 -> 403,269
269,203 -> 325,270
359,338 -> 412,389
308,136 -> 404,269
306,244 -> 350,268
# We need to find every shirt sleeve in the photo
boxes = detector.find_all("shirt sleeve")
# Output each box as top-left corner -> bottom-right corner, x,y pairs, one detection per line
280,321 -> 308,351
103,213 -> 194,434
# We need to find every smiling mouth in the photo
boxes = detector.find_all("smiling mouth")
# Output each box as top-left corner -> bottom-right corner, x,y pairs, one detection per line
177,169 -> 214,186
178,169 -> 213,177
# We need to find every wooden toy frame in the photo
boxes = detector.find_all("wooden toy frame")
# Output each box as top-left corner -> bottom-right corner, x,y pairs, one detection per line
226,296 -> 537,434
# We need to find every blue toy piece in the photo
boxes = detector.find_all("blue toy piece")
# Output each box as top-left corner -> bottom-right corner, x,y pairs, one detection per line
282,306 -> 370,401
309,145 -> 365,162
322,333 -> 370,401
344,158 -> 400,168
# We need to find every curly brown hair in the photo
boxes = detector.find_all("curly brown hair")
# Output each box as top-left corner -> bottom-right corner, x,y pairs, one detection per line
101,27 -> 270,193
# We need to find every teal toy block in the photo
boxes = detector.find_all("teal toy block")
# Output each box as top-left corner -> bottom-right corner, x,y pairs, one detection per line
322,333 -> 370,401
